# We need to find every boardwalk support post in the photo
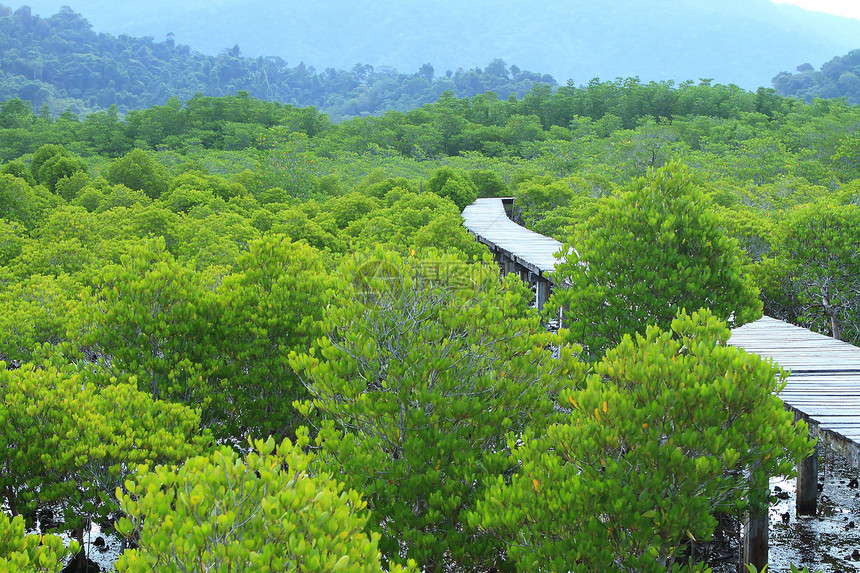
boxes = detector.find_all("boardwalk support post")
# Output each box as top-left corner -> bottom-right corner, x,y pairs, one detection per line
742,462 -> 768,571
742,513 -> 768,571
536,278 -> 549,311
797,441 -> 819,516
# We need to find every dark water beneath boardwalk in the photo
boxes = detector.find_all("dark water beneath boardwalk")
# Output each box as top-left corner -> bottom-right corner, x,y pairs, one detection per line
712,446 -> 860,573
767,446 -> 860,573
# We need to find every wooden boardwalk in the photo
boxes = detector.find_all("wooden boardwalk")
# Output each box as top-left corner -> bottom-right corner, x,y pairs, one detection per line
461,198 -> 562,282
729,316 -> 860,467
460,198 -> 860,560
461,197 -> 860,468
463,199 -> 860,460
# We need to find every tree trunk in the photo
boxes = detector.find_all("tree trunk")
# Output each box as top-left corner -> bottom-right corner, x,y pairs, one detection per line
4,485 -> 17,516
830,312 -> 842,340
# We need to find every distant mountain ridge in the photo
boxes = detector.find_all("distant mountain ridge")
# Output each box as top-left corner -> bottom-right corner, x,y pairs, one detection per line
12,0 -> 860,91
0,4 -> 555,118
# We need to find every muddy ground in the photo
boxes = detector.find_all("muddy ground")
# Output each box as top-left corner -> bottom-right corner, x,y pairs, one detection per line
708,446 -> 860,573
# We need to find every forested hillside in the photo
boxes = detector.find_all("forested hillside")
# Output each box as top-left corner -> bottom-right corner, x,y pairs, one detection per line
15,0 -> 860,91
8,2 -> 860,124
0,4 -> 554,119
1,79 -> 856,570
774,49 -> 860,104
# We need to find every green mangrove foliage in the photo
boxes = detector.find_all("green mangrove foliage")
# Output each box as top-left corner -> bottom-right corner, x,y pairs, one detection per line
474,310 -> 813,572
292,249 -> 583,571
115,434 -> 416,573
0,513 -> 75,573
548,162 -> 762,358
766,201 -> 860,342
0,81 -> 842,571
0,362 -> 207,539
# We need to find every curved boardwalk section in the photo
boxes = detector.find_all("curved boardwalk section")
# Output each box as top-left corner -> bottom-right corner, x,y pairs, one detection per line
462,198 -> 562,309
462,197 -> 860,464
462,198 -> 562,279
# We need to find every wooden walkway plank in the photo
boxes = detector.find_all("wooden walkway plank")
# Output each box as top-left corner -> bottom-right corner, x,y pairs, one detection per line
729,316 -> 860,468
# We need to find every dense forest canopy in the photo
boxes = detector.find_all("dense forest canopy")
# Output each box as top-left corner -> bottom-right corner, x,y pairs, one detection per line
1,73 -> 856,569
12,0 -> 860,91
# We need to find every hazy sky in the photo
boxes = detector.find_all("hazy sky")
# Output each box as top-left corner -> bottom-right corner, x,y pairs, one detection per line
771,0 -> 860,20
